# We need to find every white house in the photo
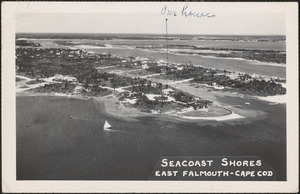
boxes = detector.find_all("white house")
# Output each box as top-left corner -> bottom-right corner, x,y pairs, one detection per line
157,59 -> 167,66
177,66 -> 184,71
54,74 -> 77,82
162,88 -> 174,95
141,64 -> 149,69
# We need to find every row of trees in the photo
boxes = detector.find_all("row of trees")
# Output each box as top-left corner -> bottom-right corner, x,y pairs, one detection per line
16,40 -> 40,47
175,49 -> 285,64
81,85 -> 112,96
172,92 -> 194,103
146,59 -> 286,96
33,81 -> 76,94
193,75 -> 286,96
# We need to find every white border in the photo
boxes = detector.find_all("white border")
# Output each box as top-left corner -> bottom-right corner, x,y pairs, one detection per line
2,2 -> 299,193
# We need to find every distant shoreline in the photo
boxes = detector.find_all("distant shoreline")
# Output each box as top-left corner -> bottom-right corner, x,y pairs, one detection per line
15,35 -> 286,122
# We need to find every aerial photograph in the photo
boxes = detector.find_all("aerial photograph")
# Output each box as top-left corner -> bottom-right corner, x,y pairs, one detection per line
15,5 -> 286,181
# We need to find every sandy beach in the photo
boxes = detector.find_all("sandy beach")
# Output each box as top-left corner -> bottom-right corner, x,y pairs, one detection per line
149,77 -> 269,119
17,87 -> 248,122
16,72 -> 276,123
93,95 -> 152,121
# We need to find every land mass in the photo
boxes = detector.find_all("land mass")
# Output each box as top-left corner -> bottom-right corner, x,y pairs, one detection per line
15,34 -> 287,181
16,38 -> 286,121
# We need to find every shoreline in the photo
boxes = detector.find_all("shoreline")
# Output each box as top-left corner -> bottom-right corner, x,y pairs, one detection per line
85,46 -> 286,79
255,94 -> 286,104
16,90 -> 249,122
175,111 -> 245,121
20,38 -> 286,79
16,68 -> 285,123
16,72 -> 285,122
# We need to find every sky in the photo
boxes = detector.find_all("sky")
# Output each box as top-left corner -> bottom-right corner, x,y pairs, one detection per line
15,3 -> 286,35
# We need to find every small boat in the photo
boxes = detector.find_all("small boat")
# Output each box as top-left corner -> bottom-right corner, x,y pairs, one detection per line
103,120 -> 112,131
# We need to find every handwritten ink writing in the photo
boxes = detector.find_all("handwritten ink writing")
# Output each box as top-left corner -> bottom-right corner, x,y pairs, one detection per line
161,3 -> 215,18
161,5 -> 178,17
182,3 -> 215,18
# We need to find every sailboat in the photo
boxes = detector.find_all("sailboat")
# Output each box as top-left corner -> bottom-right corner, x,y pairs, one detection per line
103,120 -> 112,131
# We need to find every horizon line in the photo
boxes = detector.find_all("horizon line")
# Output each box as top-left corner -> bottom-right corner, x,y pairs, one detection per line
15,32 -> 286,36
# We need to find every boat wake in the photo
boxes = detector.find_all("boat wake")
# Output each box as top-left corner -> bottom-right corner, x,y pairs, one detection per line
69,115 -> 93,121
104,129 -> 125,133
103,120 -> 125,133
69,117 -> 125,132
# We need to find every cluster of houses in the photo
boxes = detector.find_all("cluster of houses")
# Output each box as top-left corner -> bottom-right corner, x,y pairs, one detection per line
52,49 -> 110,60
157,59 -> 185,71
94,54 -> 187,72
118,87 -> 175,103
18,46 -> 186,74
118,85 -> 212,111
17,45 -> 188,75
16,47 -> 116,63
116,56 -> 156,69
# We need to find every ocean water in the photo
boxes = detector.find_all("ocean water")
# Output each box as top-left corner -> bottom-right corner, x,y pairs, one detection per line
16,96 -> 286,180
19,33 -> 286,78
88,47 -> 286,78
17,33 -> 285,51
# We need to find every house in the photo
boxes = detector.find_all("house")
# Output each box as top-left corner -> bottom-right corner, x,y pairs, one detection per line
54,74 -> 77,82
151,83 -> 157,87
177,66 -> 184,71
121,91 -> 131,97
162,88 -> 174,95
141,64 -> 149,69
187,99 -> 213,109
157,59 -> 167,66
136,57 -> 149,61
54,74 -> 64,80
154,96 -> 168,102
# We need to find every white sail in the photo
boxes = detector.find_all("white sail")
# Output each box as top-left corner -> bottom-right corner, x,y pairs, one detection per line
103,120 -> 112,131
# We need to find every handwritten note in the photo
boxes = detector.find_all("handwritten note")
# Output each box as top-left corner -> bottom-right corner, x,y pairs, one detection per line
161,3 -> 215,18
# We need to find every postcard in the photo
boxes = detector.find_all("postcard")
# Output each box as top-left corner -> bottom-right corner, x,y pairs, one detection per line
1,2 -> 299,193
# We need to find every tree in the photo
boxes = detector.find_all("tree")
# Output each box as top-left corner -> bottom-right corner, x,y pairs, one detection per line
147,80 -> 152,87
157,83 -> 163,92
